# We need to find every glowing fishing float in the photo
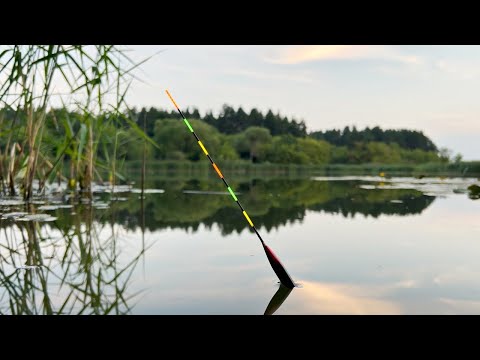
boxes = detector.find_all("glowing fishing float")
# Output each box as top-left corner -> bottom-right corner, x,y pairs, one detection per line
166,90 -> 295,289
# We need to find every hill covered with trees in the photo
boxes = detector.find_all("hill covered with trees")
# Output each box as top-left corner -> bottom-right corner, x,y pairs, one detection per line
127,105 -> 443,165
130,105 -> 307,138
310,126 -> 437,152
1,104 -> 448,171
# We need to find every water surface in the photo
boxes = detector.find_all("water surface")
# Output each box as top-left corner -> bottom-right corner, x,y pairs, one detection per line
0,176 -> 479,314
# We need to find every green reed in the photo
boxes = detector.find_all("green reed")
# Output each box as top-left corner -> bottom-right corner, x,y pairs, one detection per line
0,45 -> 153,201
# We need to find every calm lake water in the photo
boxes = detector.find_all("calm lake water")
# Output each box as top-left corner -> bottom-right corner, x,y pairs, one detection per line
1,175 -> 479,314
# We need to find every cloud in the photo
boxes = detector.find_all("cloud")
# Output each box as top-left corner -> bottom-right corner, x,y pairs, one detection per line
223,68 -> 314,83
438,298 -> 480,314
435,59 -> 480,79
433,266 -> 480,287
264,45 -> 423,65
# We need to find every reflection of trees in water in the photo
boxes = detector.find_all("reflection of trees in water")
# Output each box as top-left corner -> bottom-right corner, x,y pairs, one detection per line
0,204 -> 147,315
0,178 -> 438,314
203,205 -> 307,235
95,179 -> 436,235
309,193 -> 435,218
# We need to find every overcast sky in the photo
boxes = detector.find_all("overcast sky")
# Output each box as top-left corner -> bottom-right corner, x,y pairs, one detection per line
125,45 -> 480,160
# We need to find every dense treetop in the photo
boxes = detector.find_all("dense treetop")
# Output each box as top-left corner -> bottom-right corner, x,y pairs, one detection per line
1,104 -> 446,165
129,106 -> 436,151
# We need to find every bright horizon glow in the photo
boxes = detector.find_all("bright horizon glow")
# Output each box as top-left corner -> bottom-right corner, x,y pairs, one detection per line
124,45 -> 480,160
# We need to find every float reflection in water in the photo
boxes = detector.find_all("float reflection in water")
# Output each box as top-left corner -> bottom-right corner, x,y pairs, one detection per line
264,283 -> 294,315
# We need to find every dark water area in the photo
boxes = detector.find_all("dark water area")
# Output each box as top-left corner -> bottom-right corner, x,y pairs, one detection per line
0,175 -> 479,314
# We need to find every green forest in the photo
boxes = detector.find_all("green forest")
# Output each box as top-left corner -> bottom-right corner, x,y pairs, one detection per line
0,105 -> 453,169
126,105 -> 447,165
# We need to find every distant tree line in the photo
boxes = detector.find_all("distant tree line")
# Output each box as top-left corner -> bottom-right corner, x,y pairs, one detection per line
128,105 -> 443,164
130,105 -> 307,137
0,105 -> 449,168
310,126 -> 437,152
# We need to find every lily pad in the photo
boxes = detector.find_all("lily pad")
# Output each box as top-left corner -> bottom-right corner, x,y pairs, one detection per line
0,199 -> 25,206
1,212 -> 28,219
130,188 -> 165,194
18,214 -> 58,222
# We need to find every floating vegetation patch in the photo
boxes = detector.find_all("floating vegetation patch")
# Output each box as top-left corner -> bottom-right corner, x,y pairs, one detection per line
130,188 -> 165,194
358,185 -> 376,190
37,205 -> 62,211
0,181 -> 168,226
330,176 -> 480,198
1,212 -> 29,219
92,184 -> 133,193
17,214 -> 58,222
93,202 -> 110,209
0,199 -> 25,206
183,190 -> 242,195
37,204 -> 73,210
313,176 -> 388,182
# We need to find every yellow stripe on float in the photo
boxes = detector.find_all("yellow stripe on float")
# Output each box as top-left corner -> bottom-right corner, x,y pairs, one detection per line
243,211 -> 254,227
198,141 -> 208,155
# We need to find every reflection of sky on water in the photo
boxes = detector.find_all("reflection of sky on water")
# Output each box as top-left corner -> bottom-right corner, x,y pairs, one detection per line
1,177 -> 479,314
125,191 -> 479,314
